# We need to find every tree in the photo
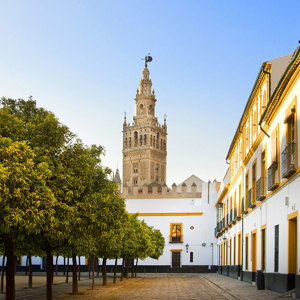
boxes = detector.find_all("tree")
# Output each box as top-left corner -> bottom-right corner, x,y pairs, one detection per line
0,137 -> 55,300
0,98 -> 73,300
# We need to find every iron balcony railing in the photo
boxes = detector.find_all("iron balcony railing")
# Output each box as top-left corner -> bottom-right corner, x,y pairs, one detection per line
169,235 -> 183,243
256,177 -> 266,202
241,197 -> 247,214
248,188 -> 255,208
281,142 -> 296,179
230,209 -> 233,224
268,161 -> 279,191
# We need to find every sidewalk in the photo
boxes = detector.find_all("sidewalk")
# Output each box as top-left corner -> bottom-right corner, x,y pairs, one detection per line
201,273 -> 282,299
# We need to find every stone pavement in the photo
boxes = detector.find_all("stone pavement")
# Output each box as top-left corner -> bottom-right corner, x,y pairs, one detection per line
0,273 -> 283,299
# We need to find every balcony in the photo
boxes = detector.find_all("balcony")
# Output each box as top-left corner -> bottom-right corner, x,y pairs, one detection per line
241,197 -> 247,214
256,177 -> 266,202
281,142 -> 296,179
169,235 -> 183,243
268,161 -> 279,191
248,188 -> 256,208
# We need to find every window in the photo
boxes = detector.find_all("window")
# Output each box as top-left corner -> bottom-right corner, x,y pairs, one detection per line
245,173 -> 249,211
282,105 -> 296,178
245,235 -> 249,270
144,134 -> 147,145
261,150 -> 266,197
190,252 -> 193,263
268,127 -> 279,190
238,184 -> 241,216
252,162 -> 256,204
274,225 -> 279,272
139,135 -> 142,146
261,227 -> 266,271
262,90 -> 267,112
170,223 -> 182,243
134,131 -> 138,147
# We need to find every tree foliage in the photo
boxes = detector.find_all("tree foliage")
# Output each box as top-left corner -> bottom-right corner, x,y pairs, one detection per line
0,97 -> 165,299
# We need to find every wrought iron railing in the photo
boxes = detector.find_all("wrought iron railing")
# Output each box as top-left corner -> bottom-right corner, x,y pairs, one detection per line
230,209 -> 233,224
268,161 -> 279,191
281,142 -> 296,179
241,197 -> 247,214
248,188 -> 255,208
256,177 -> 266,201
169,235 -> 183,243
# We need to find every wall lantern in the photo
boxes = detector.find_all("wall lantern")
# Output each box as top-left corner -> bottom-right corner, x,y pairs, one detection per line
185,243 -> 189,253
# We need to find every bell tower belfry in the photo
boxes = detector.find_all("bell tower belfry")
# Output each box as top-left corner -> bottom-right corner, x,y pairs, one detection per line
122,56 -> 167,191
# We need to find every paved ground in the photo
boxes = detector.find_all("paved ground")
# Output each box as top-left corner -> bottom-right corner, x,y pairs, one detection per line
0,273 -> 283,299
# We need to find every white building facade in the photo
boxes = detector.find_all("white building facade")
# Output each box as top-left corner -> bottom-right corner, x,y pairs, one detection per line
215,46 -> 300,295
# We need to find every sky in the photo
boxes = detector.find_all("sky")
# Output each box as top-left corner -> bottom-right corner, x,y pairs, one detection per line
0,0 -> 300,185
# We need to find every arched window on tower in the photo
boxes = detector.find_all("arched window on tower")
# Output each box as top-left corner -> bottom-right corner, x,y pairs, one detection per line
125,138 -> 127,148
129,137 -> 132,148
157,132 -> 160,149
161,138 -> 163,149
153,137 -> 155,147
139,135 -> 143,146
134,131 -> 138,147
149,104 -> 153,114
150,135 -> 152,146
144,134 -> 147,145
164,140 -> 166,150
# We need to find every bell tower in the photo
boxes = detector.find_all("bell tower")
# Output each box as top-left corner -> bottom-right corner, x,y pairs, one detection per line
122,56 -> 167,191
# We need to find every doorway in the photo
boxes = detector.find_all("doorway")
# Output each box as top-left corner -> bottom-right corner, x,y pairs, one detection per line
288,213 -> 298,274
172,252 -> 181,268
252,231 -> 257,272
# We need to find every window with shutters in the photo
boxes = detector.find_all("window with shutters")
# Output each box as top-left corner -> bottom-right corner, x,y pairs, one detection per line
282,103 -> 297,178
268,127 -> 279,191
170,223 -> 183,243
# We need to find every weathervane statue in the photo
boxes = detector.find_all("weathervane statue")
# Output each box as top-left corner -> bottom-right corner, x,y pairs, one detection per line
142,53 -> 153,67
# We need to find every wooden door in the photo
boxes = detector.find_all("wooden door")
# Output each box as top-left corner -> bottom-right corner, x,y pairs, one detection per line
172,252 -> 181,268
252,232 -> 257,272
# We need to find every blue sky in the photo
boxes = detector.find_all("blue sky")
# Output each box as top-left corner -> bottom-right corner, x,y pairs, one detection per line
0,0 -> 299,184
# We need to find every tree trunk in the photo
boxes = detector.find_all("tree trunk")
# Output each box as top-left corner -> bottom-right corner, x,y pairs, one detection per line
28,254 -> 32,288
135,258 -> 138,278
65,258 -> 69,283
91,256 -> 95,290
120,258 -> 124,281
72,253 -> 78,294
4,235 -> 15,300
25,256 -> 28,276
102,258 -> 107,286
96,258 -> 99,277
1,255 -> 5,294
78,256 -> 81,281
55,256 -> 58,276
88,257 -> 91,279
126,259 -> 129,279
63,257 -> 66,276
113,258 -> 117,283
46,248 -> 53,300
131,259 -> 134,278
